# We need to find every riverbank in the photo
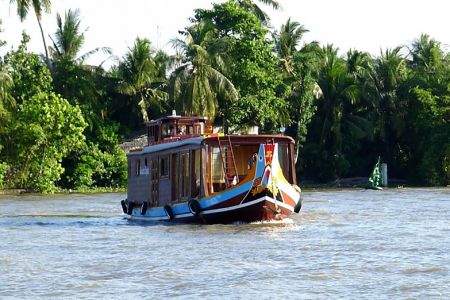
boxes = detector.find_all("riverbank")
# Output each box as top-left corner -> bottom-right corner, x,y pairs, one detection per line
0,187 -> 126,195
1,176 -> 440,195
299,176 -> 410,189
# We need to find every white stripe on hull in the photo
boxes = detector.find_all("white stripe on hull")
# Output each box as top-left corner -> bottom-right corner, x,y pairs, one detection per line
202,196 -> 294,215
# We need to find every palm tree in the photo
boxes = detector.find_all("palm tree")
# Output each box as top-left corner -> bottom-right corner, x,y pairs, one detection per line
273,18 -> 308,77
345,49 -> 376,125
366,47 -> 408,164
0,63 -> 15,166
117,37 -> 168,123
47,8 -> 112,131
0,21 -> 15,115
10,0 -> 51,61
409,34 -> 448,90
410,34 -> 442,70
169,21 -> 237,124
346,49 -> 372,80
236,0 -> 280,24
48,9 -> 111,64
0,67 -> 14,119
317,45 -> 359,155
273,19 -> 318,163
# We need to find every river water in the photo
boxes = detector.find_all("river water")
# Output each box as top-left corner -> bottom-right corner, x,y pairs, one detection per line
0,188 -> 448,299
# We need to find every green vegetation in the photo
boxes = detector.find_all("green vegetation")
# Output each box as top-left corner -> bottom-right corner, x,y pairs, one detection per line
1,0 -> 449,192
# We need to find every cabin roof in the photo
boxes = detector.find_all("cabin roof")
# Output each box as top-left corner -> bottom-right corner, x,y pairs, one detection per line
127,137 -> 205,156
127,134 -> 294,157
146,115 -> 207,125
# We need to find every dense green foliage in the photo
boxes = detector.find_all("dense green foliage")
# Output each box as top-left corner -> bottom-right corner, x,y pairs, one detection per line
1,0 -> 449,191
194,1 -> 289,131
1,36 -> 87,192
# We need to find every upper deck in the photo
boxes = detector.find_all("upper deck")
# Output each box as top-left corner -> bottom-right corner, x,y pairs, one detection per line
146,112 -> 207,145
127,112 -> 294,156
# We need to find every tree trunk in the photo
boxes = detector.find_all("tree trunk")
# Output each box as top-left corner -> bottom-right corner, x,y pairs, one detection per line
36,15 -> 49,63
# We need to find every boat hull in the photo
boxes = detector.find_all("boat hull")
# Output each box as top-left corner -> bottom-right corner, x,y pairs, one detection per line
125,185 -> 301,224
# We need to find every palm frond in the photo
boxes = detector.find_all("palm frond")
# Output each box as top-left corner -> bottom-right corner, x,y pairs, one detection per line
77,47 -> 112,64
11,0 -> 31,21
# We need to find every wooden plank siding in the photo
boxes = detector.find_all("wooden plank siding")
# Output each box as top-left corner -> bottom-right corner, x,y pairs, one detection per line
127,143 -> 203,207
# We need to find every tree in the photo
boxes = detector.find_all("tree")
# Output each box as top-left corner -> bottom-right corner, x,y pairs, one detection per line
10,0 -> 51,61
235,0 -> 280,24
273,19 -> 319,164
194,1 -> 288,131
273,18 -> 308,76
64,123 -> 127,189
405,35 -> 450,185
48,9 -> 111,64
346,49 -> 372,81
366,47 -> 409,172
2,39 -> 86,192
302,45 -> 363,180
117,37 -> 168,123
0,59 -> 15,121
12,91 -> 86,192
0,21 -> 13,188
410,34 -> 444,75
169,20 -> 237,124
0,63 -> 15,156
317,45 -> 359,153
48,8 -> 112,133
43,10 -> 127,190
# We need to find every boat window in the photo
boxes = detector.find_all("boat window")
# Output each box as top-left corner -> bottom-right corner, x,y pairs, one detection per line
177,125 -> 186,135
194,124 -> 201,135
160,156 -> 169,178
204,145 -> 210,195
191,149 -> 201,198
171,153 -> 179,201
232,145 -> 259,178
148,126 -> 156,143
181,152 -> 190,199
136,159 -> 141,176
151,158 -> 159,206
211,146 -> 225,193
161,124 -> 172,138
277,144 -> 292,183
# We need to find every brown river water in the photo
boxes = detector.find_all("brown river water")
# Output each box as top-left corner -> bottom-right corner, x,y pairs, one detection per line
0,188 -> 449,299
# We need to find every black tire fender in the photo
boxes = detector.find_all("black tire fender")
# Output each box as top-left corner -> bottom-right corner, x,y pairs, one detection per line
140,202 -> 148,215
127,201 -> 134,215
120,199 -> 127,214
294,198 -> 303,213
188,199 -> 202,215
164,205 -> 174,220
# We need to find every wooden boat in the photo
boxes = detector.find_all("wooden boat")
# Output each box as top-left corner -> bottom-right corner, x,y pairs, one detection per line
121,113 -> 302,223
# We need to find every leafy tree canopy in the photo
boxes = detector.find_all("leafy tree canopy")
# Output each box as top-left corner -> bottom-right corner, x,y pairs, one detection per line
2,36 -> 86,192
193,0 -> 288,131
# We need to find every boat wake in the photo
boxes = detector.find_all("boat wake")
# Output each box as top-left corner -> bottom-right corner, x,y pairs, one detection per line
232,218 -> 296,226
